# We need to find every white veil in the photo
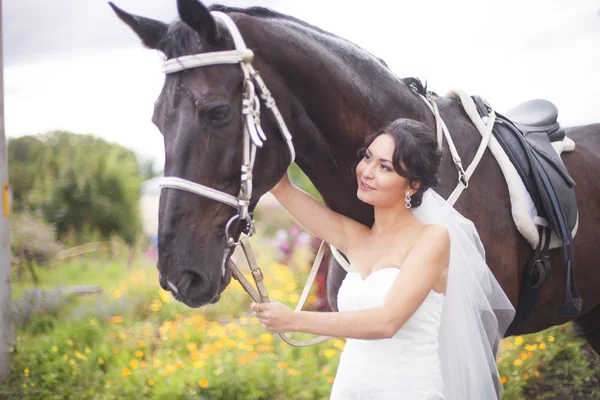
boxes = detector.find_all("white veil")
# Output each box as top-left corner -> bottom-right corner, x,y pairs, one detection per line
411,189 -> 516,400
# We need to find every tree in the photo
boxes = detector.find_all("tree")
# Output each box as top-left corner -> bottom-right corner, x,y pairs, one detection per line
8,131 -> 143,245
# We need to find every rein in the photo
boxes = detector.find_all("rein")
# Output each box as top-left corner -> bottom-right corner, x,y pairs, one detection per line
158,11 -> 490,346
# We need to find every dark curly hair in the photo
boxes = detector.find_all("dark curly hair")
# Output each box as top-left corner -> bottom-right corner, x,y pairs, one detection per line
352,118 -> 442,208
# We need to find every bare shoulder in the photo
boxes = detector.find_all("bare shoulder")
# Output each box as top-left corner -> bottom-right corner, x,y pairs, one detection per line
420,223 -> 450,244
412,224 -> 450,261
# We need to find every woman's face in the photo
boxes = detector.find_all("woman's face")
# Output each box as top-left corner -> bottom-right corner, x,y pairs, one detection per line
355,134 -> 413,208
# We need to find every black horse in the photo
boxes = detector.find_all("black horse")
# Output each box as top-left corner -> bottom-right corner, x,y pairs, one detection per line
111,0 -> 600,354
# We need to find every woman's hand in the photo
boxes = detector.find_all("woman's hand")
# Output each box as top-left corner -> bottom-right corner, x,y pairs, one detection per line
270,171 -> 291,195
251,301 -> 296,333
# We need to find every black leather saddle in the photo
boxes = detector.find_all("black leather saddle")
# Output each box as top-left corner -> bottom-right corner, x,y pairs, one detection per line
470,96 -> 582,335
504,99 -> 565,142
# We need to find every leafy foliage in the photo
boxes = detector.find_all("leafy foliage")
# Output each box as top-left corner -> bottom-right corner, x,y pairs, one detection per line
8,131 -> 143,245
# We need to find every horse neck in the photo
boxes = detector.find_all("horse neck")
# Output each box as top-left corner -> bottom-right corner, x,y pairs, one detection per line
240,15 -> 435,222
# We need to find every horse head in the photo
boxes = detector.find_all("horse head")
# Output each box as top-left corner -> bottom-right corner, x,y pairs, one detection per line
110,0 -> 290,307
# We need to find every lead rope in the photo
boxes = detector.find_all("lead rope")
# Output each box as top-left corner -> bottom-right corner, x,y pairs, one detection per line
228,238 -> 333,346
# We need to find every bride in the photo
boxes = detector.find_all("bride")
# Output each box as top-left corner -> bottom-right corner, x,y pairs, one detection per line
251,118 -> 515,399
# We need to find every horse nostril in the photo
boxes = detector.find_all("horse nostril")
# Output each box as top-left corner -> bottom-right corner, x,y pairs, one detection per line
178,271 -> 205,298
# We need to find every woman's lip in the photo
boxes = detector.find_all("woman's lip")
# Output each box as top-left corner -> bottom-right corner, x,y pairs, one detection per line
359,180 -> 375,190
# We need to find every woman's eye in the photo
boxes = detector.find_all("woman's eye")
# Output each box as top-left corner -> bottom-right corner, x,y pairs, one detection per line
364,153 -> 371,161
380,165 -> 389,171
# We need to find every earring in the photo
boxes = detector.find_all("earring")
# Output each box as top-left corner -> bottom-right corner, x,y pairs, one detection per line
405,191 -> 412,209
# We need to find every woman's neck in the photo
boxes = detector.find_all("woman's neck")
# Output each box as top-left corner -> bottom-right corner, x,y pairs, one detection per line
371,204 -> 420,236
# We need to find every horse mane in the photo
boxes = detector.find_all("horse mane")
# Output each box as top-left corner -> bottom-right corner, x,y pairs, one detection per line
159,4 -> 427,95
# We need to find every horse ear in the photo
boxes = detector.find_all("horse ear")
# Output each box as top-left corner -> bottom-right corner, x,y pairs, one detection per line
109,2 -> 168,51
176,0 -> 220,46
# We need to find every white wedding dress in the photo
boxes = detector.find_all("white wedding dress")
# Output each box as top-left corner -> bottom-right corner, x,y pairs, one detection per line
330,267 -> 446,400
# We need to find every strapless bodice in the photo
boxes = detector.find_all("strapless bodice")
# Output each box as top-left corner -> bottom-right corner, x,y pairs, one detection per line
330,267 -> 446,399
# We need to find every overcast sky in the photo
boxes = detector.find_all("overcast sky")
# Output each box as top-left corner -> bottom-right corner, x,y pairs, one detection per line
4,0 -> 600,169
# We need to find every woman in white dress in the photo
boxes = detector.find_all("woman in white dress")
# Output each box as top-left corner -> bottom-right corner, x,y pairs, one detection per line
251,118 -> 515,399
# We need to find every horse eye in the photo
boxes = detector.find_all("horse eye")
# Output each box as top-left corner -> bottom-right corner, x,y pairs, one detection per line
209,105 -> 231,121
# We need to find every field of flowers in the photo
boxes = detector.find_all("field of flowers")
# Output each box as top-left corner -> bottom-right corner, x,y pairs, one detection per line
2,227 -> 600,399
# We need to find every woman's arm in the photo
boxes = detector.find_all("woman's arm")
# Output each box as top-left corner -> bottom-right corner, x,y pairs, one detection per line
253,224 -> 449,339
270,172 -> 367,254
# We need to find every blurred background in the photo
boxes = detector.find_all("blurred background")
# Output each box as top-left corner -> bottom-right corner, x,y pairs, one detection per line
2,0 -> 600,398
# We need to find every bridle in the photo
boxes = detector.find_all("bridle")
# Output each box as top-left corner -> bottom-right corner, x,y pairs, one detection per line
157,11 -> 489,347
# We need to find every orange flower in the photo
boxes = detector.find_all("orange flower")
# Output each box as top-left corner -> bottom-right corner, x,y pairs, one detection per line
122,367 -> 132,377
111,316 -> 124,324
147,379 -> 154,387
327,376 -> 335,384
134,350 -> 144,358
278,362 -> 288,370
199,378 -> 209,388
501,376 -> 507,384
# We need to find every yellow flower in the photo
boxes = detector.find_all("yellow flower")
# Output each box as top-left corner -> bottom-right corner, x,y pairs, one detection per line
69,359 -> 76,366
111,316 -> 124,324
122,367 -> 132,377
98,358 -> 104,365
89,318 -> 97,327
513,359 -> 522,366
548,336 -> 555,342
74,351 -> 87,361
67,339 -> 74,346
130,360 -> 139,370
187,343 -> 197,352
514,336 -> 524,345
501,376 -> 507,384
147,379 -> 154,387
62,355 -> 68,361
183,332 -> 191,339
134,350 -> 144,358
539,343 -> 546,350
24,368 -> 29,377
84,347 -> 91,354
164,365 -> 176,376
288,368 -> 299,376
113,289 -> 122,298
327,376 -> 335,384
199,378 -> 209,388
260,333 -> 273,344
112,348 -> 119,354
194,360 -> 206,369
324,349 -> 336,358
524,344 -> 537,351
119,332 -> 127,340
333,339 -> 346,350
175,360 -> 184,368
278,362 -> 288,370
51,346 -> 58,353
159,289 -> 172,303
288,293 -> 299,303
